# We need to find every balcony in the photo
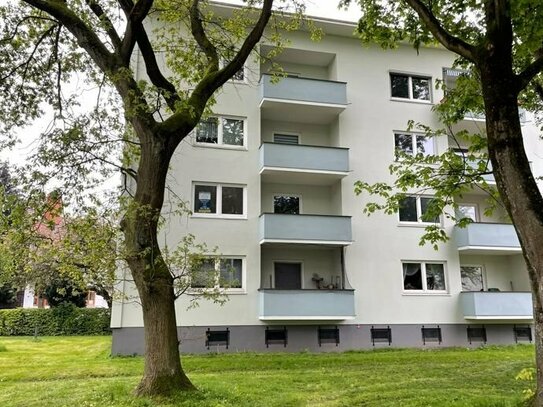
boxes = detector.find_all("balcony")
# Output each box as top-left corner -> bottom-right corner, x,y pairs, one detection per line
260,142 -> 349,185
454,223 -> 521,255
460,291 -> 533,320
259,213 -> 352,246
259,289 -> 355,321
260,74 -> 347,124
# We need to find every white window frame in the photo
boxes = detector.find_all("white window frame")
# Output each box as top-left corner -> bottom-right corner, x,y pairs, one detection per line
273,131 -> 301,145
272,260 -> 304,289
390,72 -> 432,103
402,261 -> 448,294
398,195 -> 441,225
272,193 -> 302,214
192,182 -> 247,219
460,264 -> 486,292
193,116 -> 247,149
394,132 -> 435,159
190,256 -> 246,293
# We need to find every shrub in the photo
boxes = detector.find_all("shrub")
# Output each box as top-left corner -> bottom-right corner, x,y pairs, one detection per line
0,305 -> 111,336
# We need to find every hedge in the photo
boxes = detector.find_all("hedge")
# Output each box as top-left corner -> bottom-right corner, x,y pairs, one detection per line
0,304 -> 111,336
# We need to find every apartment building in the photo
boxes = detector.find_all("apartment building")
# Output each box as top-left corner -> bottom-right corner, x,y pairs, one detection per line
110,5 -> 543,354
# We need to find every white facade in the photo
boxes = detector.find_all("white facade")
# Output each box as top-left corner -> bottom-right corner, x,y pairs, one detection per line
111,8 -> 539,353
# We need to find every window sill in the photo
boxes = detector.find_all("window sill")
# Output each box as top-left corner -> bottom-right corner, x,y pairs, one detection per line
390,97 -> 433,106
191,214 -> 248,220
402,292 -> 450,297
397,222 -> 442,228
193,143 -> 248,151
228,79 -> 248,85
187,289 -> 247,295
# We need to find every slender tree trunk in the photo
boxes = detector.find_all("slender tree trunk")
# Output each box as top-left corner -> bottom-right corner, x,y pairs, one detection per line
480,66 -> 543,404
121,131 -> 195,395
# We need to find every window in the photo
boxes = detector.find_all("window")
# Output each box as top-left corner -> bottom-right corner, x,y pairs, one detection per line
461,265 -> 484,291
273,195 -> 300,214
371,326 -> 392,346
232,66 -> 245,81
195,116 -> 245,147
456,204 -> 478,222
398,196 -> 440,224
390,73 -> 431,101
265,326 -> 288,347
421,326 -> 442,345
193,183 -> 245,217
206,329 -> 230,349
318,326 -> 340,346
513,326 -> 532,343
221,58 -> 245,82
403,262 -> 446,292
394,133 -> 435,159
467,326 -> 487,344
219,258 -> 242,288
191,257 -> 244,290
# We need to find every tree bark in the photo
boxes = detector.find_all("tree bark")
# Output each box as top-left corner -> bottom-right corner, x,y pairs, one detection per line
479,64 -> 543,405
121,131 -> 195,395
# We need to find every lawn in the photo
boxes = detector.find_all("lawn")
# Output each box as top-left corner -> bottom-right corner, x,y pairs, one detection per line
0,336 -> 535,407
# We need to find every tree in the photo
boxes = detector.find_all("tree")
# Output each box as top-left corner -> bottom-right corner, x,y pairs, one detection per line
0,189 -> 117,307
343,0 -> 543,402
0,0 -> 310,396
43,273 -> 88,307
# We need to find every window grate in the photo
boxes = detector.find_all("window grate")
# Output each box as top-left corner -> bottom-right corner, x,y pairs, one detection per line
273,134 -> 299,145
318,326 -> 340,346
514,325 -> 532,343
265,326 -> 288,347
467,326 -> 487,344
205,328 -> 229,349
371,326 -> 392,346
421,326 -> 442,345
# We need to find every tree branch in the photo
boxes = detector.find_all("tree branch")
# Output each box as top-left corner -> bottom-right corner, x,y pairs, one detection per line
189,0 -> 219,67
119,0 -> 154,64
403,0 -> 476,62
116,0 -> 179,109
84,0 -> 122,50
22,0 -> 115,73
517,50 -> 543,91
160,0 -> 274,137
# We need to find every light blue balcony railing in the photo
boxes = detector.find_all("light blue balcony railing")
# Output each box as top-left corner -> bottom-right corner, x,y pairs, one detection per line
259,289 -> 355,320
260,142 -> 349,174
260,74 -> 347,106
460,291 -> 533,320
259,213 -> 352,245
454,223 -> 520,251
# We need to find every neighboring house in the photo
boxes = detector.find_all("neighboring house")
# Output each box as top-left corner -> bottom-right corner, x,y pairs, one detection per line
111,4 -> 542,354
17,195 -> 108,309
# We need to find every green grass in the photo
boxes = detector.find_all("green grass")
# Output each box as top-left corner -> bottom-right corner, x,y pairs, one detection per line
0,336 -> 535,406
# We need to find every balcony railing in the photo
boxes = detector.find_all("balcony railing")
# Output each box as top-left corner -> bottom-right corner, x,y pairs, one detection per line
259,213 -> 352,245
454,223 -> 521,254
460,291 -> 533,320
259,74 -> 347,124
260,142 -> 349,174
259,289 -> 355,320
260,74 -> 347,105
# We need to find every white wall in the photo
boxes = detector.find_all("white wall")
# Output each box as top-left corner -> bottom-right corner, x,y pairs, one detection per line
113,14 -> 539,330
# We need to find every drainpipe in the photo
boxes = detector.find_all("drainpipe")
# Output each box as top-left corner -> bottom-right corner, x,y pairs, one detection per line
340,246 -> 346,290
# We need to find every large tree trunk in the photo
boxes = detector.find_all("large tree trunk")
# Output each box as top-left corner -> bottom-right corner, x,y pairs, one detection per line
480,66 -> 543,404
121,132 -> 195,395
